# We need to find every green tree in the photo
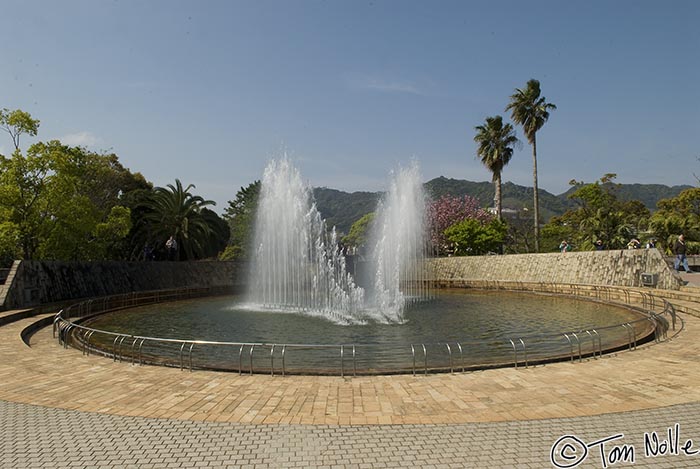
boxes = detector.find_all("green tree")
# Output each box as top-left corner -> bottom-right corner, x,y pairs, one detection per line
649,187 -> 700,253
200,207 -> 230,259
474,115 -> 519,220
138,179 -> 218,260
221,181 -> 260,260
0,108 -> 40,151
0,140 -> 140,260
342,212 -> 376,249
0,146 -> 52,259
541,175 -> 649,251
444,218 -> 507,256
506,79 -> 557,251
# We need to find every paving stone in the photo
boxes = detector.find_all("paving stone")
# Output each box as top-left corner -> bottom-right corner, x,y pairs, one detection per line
2,299 -> 700,467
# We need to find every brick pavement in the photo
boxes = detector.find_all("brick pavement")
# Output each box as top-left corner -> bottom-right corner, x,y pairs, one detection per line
1,305 -> 700,467
3,399 -> 700,468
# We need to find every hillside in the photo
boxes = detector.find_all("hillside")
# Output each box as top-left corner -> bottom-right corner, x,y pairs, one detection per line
313,188 -> 381,236
559,182 -> 694,210
312,179 -> 693,236
424,177 -> 574,222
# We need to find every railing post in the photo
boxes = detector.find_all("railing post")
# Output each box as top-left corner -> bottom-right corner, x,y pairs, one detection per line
519,338 -> 528,368
563,334 -> 574,363
508,339 -> 518,368
352,345 -> 356,377
411,345 -> 416,376
456,342 -> 464,372
281,345 -> 286,377
113,335 -> 121,362
270,345 -> 276,376
571,332 -> 582,362
445,343 -> 453,373
179,342 -> 187,370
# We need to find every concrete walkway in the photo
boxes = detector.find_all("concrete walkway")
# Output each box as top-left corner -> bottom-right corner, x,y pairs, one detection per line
2,304 -> 700,467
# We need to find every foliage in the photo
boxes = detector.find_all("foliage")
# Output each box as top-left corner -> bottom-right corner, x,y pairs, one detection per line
200,208 -> 230,259
559,182 -> 693,212
342,212 -> 376,248
0,222 -> 20,266
221,181 -> 260,260
426,194 -> 493,255
444,218 -> 507,256
0,108 -> 40,151
137,179 -> 223,260
502,214 -> 536,254
298,179 -> 689,251
313,188 -> 380,236
541,175 -> 650,251
474,115 -> 519,220
0,139 -> 144,260
505,78 -> 556,251
649,188 -> 700,253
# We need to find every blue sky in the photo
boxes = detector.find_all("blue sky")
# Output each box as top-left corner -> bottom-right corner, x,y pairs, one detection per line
1,0 -> 698,211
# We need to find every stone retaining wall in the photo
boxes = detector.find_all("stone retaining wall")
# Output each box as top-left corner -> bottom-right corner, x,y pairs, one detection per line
0,249 -> 682,311
0,260 -> 247,310
431,248 -> 681,290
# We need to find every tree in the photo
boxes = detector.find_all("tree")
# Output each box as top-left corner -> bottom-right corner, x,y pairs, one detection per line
0,108 -> 40,151
0,140 -> 141,260
221,181 -> 260,260
444,218 -> 507,256
0,146 -> 52,259
200,207 -> 230,259
138,179 -> 219,260
426,194 -> 494,255
342,212 -> 376,250
650,188 -> 700,253
541,175 -> 649,251
474,115 -> 519,220
506,79 -> 556,252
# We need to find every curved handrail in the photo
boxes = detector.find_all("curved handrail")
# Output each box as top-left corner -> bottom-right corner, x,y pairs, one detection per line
54,282 -> 680,376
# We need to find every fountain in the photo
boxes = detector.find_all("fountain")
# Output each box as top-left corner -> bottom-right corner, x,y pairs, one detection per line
247,157 -> 431,324
365,161 -> 432,322
246,157 -> 364,324
77,158 -> 658,374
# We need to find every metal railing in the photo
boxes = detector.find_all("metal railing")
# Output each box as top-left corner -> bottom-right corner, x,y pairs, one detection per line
53,282 -> 680,376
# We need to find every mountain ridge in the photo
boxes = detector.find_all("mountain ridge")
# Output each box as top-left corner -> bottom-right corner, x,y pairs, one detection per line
313,178 -> 694,235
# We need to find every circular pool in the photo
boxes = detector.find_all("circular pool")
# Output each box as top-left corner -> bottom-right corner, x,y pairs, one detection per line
78,289 -> 655,374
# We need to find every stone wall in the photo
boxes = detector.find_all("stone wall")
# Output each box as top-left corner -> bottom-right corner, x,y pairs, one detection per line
0,260 -> 247,310
431,248 -> 682,290
0,249 -> 683,311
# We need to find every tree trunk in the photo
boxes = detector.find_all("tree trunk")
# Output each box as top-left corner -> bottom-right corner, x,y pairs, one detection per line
494,173 -> 502,221
532,135 -> 540,252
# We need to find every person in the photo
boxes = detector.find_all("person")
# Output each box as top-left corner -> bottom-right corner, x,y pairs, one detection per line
627,238 -> 640,249
166,235 -> 178,261
143,244 -> 154,261
559,240 -> 571,253
594,239 -> 604,251
674,234 -> 691,273
646,239 -> 656,249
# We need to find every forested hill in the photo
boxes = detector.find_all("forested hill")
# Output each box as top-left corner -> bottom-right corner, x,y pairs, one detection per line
558,182 -> 694,210
423,177 -> 573,222
313,178 -> 694,236
313,188 -> 381,236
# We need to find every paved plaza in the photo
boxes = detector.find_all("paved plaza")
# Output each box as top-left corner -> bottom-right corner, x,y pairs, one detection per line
2,293 -> 700,468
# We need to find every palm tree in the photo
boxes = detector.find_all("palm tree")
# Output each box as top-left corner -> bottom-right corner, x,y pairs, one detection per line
474,115 -> 519,220
506,79 -> 556,251
139,179 -> 217,260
